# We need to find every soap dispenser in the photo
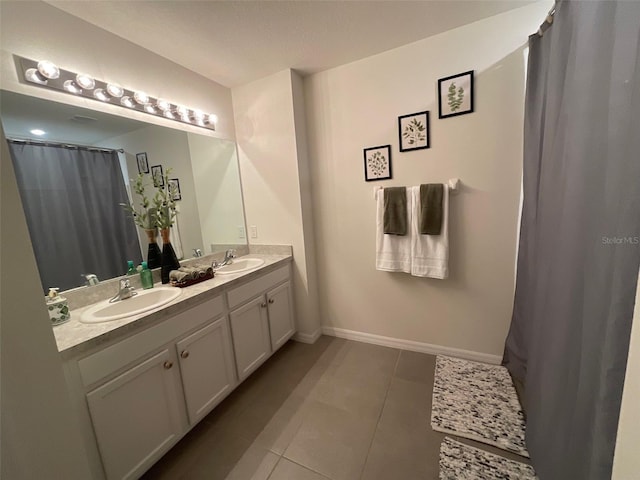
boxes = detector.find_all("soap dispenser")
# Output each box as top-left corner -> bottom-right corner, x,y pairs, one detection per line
140,262 -> 154,289
126,260 -> 136,276
45,287 -> 70,326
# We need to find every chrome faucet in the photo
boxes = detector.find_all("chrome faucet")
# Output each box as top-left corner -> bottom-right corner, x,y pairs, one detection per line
212,249 -> 237,269
109,278 -> 137,303
193,248 -> 203,258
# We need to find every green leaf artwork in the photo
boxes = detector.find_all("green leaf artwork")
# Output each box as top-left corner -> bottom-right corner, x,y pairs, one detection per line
447,82 -> 465,112
368,151 -> 388,178
402,118 -> 426,145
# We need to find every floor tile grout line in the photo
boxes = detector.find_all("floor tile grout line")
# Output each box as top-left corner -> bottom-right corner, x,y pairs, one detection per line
357,348 -> 402,480
274,456 -> 335,480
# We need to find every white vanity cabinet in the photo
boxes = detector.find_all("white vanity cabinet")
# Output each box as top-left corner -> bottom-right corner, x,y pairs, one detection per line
227,264 -> 295,381
75,295 -> 236,480
176,316 -> 236,425
63,258 -> 295,480
85,349 -> 184,480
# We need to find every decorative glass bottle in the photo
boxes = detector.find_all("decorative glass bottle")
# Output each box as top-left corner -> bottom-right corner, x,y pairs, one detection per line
160,227 -> 180,284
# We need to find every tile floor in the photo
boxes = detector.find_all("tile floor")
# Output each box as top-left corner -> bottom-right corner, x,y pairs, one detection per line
142,336 -> 528,480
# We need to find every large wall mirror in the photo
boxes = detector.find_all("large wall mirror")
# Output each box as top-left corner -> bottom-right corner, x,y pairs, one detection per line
0,90 -> 247,292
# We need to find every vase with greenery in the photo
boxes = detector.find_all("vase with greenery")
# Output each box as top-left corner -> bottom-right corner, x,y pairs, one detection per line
154,168 -> 181,283
121,174 -> 162,269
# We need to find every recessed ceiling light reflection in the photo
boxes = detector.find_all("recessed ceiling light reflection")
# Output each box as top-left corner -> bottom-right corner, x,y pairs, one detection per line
30,129 -> 46,136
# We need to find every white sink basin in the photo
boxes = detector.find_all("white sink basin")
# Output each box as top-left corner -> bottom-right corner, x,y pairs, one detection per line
80,287 -> 182,323
216,257 -> 265,275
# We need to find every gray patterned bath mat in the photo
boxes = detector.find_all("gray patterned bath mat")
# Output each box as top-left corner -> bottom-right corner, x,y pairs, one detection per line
431,355 -> 529,457
440,437 -> 537,480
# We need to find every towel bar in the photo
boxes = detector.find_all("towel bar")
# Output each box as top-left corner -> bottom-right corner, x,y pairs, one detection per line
373,178 -> 460,198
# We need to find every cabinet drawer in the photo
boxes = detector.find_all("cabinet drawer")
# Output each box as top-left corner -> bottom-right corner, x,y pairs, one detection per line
227,264 -> 290,309
79,295 -> 223,387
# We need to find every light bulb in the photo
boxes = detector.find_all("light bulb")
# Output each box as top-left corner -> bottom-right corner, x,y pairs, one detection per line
93,89 -> 110,102
75,73 -> 95,90
144,104 -> 156,114
180,114 -> 191,123
163,110 -> 175,119
207,114 -> 218,125
63,80 -> 82,95
37,60 -> 60,80
134,91 -> 149,105
193,109 -> 205,121
106,84 -> 124,98
25,68 -> 47,85
156,99 -> 171,111
121,96 -> 135,108
30,129 -> 46,136
176,105 -> 189,116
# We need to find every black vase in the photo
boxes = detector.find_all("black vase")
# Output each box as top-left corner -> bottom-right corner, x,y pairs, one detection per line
145,229 -> 162,269
160,228 -> 180,284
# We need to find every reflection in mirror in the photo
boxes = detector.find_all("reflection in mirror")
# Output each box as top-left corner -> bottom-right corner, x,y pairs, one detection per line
0,90 -> 247,293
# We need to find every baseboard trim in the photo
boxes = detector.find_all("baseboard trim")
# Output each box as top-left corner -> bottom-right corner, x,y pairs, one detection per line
293,329 -> 322,344
321,326 -> 502,364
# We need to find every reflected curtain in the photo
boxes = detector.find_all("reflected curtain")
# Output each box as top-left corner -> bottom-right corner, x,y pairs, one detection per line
503,1 -> 640,479
8,142 -> 142,292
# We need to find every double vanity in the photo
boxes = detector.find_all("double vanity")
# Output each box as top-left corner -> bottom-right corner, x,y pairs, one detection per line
54,252 -> 295,480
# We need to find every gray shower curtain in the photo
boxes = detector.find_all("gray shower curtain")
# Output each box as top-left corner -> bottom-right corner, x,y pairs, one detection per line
503,1 -> 640,479
8,142 -> 142,292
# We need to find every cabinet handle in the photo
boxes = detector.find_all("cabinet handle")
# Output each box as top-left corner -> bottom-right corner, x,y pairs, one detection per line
268,298 -> 275,304
164,361 -> 173,370
180,350 -> 190,359
261,302 -> 267,308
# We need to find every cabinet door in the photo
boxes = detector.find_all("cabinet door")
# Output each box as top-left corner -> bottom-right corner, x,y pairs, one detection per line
267,281 -> 295,351
176,317 -> 236,425
229,296 -> 271,381
86,349 -> 183,480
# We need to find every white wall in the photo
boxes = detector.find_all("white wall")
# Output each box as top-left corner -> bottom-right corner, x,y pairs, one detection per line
187,133 -> 246,248
612,268 -> 640,479
0,1 -> 235,140
304,2 -> 551,359
101,125 -> 203,259
1,124 -> 92,478
232,69 -> 320,340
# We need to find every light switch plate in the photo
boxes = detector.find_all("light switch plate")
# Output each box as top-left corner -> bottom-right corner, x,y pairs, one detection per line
250,225 -> 258,238
238,226 -> 246,239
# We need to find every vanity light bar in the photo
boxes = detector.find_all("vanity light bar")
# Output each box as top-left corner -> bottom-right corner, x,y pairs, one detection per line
16,56 -> 218,132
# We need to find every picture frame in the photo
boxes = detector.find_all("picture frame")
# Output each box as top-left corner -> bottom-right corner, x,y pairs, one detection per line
168,178 -> 182,201
136,152 -> 149,174
363,145 -> 392,182
438,70 -> 474,119
151,165 -> 164,187
398,111 -> 430,152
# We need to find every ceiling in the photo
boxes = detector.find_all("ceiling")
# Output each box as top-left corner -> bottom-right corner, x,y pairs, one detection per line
0,91 -> 148,144
47,0 -> 538,88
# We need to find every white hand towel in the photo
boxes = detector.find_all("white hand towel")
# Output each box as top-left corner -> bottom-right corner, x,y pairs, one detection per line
376,188 -> 412,273
410,185 -> 449,279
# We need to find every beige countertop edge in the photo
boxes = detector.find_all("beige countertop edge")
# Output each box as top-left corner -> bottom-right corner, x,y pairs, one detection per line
55,254 -> 292,360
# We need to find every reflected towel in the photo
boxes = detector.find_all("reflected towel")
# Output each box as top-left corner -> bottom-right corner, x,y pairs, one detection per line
383,187 -> 408,235
411,185 -> 449,279
419,184 -> 443,235
376,188 -> 412,273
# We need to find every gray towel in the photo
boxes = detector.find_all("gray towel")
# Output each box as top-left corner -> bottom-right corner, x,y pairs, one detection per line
419,184 -> 443,235
383,187 -> 407,235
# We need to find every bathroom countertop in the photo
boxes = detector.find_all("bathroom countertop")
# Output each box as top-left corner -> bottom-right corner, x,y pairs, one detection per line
54,254 -> 292,359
